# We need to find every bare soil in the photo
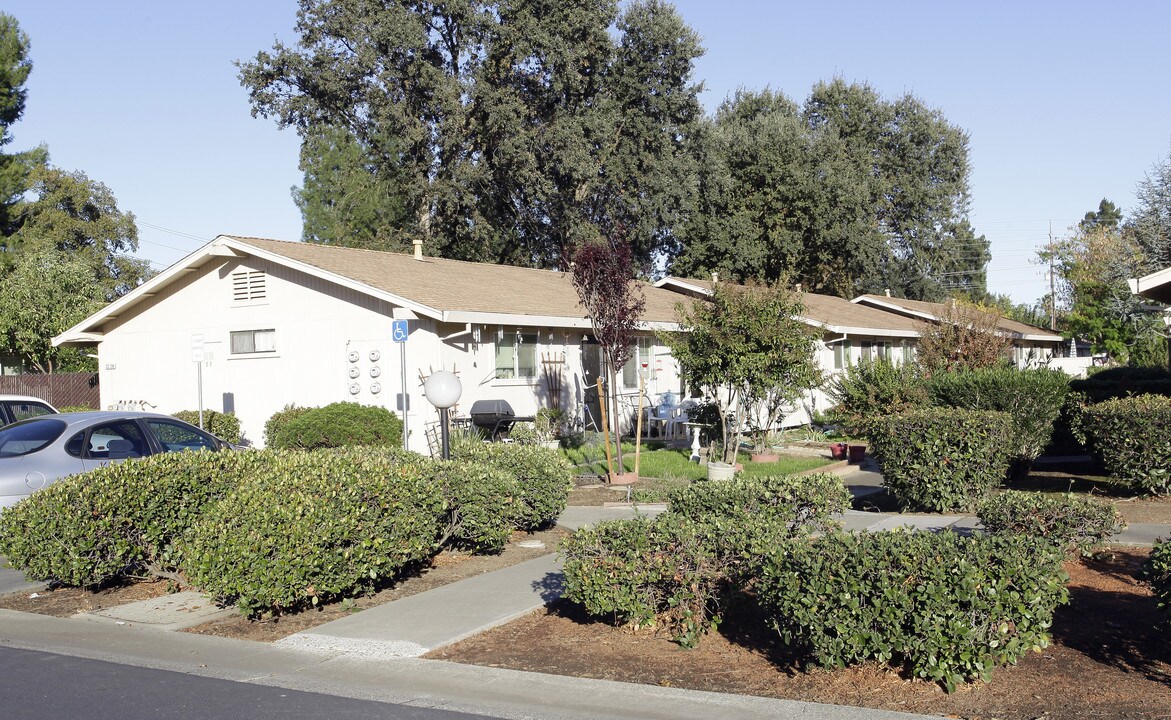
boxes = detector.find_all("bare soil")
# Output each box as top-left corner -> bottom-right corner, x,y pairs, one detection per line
429,548 -> 1171,720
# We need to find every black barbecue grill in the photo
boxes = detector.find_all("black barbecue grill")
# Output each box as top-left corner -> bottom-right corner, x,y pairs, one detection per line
467,399 -> 534,439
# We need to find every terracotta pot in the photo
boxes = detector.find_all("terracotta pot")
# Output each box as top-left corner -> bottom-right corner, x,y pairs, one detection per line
830,442 -> 848,460
750,452 -> 780,463
609,472 -> 638,486
848,444 -> 866,463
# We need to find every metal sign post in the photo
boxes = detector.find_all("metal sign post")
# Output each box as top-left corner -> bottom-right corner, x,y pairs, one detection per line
191,334 -> 205,429
392,319 -> 409,450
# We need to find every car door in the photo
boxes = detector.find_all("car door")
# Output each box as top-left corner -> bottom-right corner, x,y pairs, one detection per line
73,420 -> 151,473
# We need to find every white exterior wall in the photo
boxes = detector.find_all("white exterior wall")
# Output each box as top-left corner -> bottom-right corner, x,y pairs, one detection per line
93,257 -> 685,454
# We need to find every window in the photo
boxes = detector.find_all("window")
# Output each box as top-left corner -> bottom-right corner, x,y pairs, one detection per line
875,342 -> 891,360
0,418 -> 66,457
902,341 -> 915,363
495,330 -> 537,379
3,400 -> 55,423
833,341 -> 851,369
146,419 -> 220,452
621,337 -> 656,388
72,421 -> 149,459
232,270 -> 266,302
230,329 -> 276,355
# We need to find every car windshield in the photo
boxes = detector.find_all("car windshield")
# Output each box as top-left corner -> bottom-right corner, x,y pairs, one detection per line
0,418 -> 67,457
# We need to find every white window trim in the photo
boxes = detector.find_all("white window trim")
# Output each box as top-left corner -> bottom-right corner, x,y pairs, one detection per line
493,328 -> 540,382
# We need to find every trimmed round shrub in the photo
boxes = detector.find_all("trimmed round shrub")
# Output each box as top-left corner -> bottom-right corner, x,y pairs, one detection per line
0,449 -> 262,587
179,448 -> 444,617
1145,538 -> 1171,621
172,409 -> 242,444
756,530 -> 1070,693
559,514 -> 724,648
828,358 -> 927,433
869,408 -> 1014,512
263,404 -> 311,446
268,402 -> 403,450
452,442 -> 573,530
927,367 -> 1069,477
1081,395 -> 1171,494
977,491 -> 1124,555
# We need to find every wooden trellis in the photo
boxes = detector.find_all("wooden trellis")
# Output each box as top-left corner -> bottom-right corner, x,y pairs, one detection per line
540,353 -> 564,409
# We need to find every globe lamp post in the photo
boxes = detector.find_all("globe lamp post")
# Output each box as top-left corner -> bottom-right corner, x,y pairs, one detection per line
424,370 -> 462,460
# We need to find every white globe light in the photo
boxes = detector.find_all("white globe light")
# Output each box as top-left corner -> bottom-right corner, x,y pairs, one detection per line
424,370 -> 462,409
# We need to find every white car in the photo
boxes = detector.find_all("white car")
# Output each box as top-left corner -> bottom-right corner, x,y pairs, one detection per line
0,395 -> 57,427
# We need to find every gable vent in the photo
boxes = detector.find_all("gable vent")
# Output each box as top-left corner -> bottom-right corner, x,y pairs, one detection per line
232,270 -> 267,302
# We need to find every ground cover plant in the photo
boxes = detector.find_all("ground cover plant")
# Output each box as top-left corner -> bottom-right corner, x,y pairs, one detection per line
977,490 -> 1123,555
561,441 -> 830,481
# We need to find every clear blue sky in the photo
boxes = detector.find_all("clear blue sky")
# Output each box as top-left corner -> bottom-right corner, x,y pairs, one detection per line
6,1 -> 1170,304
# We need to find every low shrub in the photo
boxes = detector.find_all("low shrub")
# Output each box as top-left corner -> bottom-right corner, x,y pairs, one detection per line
828,358 -> 927,434
756,530 -> 1070,693
0,449 -> 262,587
263,404 -> 311,446
559,514 -> 725,648
268,402 -> 403,450
666,473 -> 849,574
452,442 -> 573,530
172,409 -> 242,444
433,459 -> 521,553
1145,538 -> 1171,621
868,408 -> 1014,512
977,491 -> 1124,555
180,448 -> 444,617
927,367 -> 1069,477
1080,395 -> 1171,494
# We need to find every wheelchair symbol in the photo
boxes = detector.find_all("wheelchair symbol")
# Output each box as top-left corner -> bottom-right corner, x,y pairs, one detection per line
392,320 -> 409,343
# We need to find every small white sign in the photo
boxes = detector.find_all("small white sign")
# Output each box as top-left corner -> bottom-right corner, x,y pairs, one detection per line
191,334 -> 204,362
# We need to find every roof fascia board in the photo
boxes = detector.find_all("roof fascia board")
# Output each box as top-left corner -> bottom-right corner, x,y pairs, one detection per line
441,310 -> 683,332
852,295 -> 940,322
653,277 -> 712,295
1130,266 -> 1171,296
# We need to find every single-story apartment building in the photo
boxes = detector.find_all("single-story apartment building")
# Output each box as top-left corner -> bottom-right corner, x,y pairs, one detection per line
54,235 -> 689,452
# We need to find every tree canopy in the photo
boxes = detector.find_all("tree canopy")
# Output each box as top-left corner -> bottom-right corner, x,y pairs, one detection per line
243,0 -> 704,268
1132,148 -> 1171,271
670,80 -> 987,301
660,281 -> 820,464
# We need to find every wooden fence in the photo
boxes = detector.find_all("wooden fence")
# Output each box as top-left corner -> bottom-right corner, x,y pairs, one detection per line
0,372 -> 100,409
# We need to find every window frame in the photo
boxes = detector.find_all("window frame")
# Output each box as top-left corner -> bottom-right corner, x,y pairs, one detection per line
230,328 -> 276,356
494,328 -> 539,381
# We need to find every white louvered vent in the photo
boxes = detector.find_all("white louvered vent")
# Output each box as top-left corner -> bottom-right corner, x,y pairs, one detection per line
232,270 -> 266,302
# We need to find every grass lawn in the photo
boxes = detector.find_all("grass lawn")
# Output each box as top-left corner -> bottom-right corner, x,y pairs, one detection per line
562,442 -> 832,482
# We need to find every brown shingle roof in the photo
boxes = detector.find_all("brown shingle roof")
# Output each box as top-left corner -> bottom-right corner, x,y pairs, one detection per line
230,236 -> 685,324
656,276 -> 923,334
853,294 -> 1062,340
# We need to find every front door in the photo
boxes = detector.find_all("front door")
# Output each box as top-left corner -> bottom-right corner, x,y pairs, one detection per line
580,339 -> 602,432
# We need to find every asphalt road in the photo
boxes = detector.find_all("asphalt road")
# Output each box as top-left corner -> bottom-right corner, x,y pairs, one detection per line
0,646 -> 496,720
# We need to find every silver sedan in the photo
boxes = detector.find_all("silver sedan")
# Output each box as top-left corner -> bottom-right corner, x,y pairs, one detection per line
0,411 -> 231,512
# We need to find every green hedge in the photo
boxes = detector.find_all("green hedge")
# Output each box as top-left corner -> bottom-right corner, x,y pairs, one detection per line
666,473 -> 849,574
268,402 -> 403,450
560,473 -> 849,647
433,459 -> 520,553
869,408 -> 1014,512
1071,366 -> 1171,404
172,409 -> 242,444
1081,395 -> 1171,494
559,515 -> 725,647
179,448 -> 444,617
977,491 -> 1123,555
828,358 -> 927,433
451,442 -> 573,530
1145,538 -> 1171,621
756,530 -> 1070,692
0,450 -> 259,587
927,367 -> 1069,477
